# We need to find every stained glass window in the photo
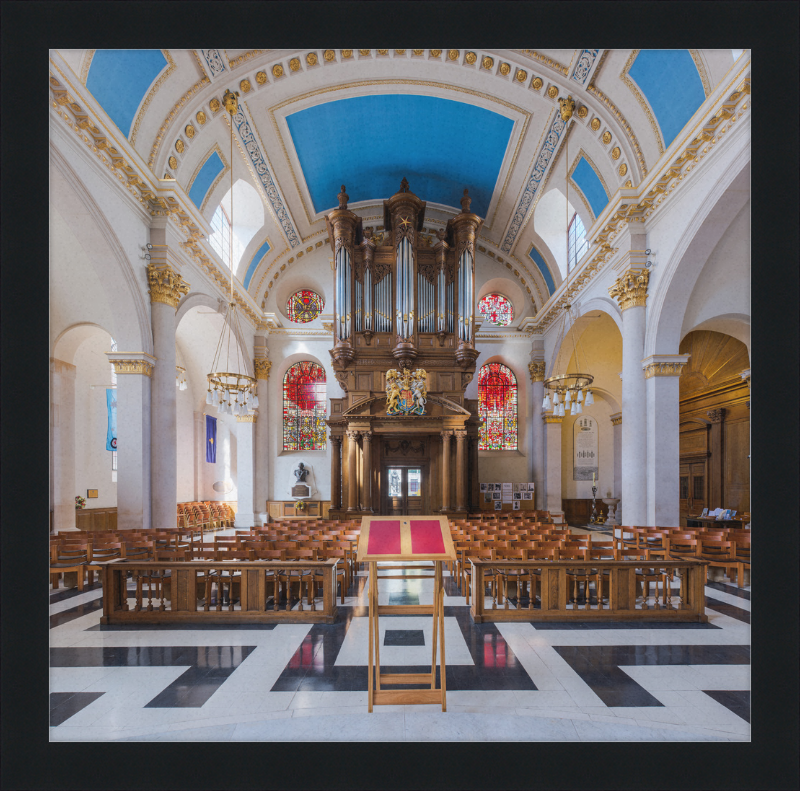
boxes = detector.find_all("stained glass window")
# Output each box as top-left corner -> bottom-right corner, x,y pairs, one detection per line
283,361 -> 327,451
478,363 -> 518,450
287,290 -> 324,323
478,294 -> 514,327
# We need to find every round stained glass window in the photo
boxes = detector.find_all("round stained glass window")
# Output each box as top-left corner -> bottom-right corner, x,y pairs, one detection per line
478,293 -> 514,327
287,290 -> 324,323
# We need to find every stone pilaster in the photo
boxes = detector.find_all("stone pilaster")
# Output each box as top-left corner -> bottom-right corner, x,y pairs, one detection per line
543,414 -> 564,515
346,430 -> 360,512
253,336 -> 271,522
235,414 -> 256,527
50,358 -> 77,532
529,360 -> 546,509
454,429 -> 468,512
361,431 -> 373,512
440,430 -> 453,513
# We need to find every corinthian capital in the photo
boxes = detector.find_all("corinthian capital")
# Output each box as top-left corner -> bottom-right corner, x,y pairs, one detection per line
254,359 -> 272,380
147,262 -> 190,308
608,267 -> 649,311
529,361 -> 546,382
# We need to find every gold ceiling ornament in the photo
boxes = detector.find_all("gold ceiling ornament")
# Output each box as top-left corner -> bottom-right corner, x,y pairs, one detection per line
196,110 -> 207,125
608,267 -> 650,311
611,146 -> 621,160
558,95 -> 575,122
448,49 -> 459,61
624,179 -> 632,188
529,360 -> 546,383
209,97 -> 221,112
590,117 -> 601,131
618,163 -> 628,177
342,50 -> 353,58
272,63 -> 284,78
499,62 -> 511,76
412,49 -> 424,56
395,49 -> 406,55
256,70 -> 267,84
465,51 -> 477,64
377,49 -> 389,56
531,76 -> 543,90
359,49 -> 371,56
306,52 -> 318,66
289,57 -> 301,71
147,262 -> 190,308
175,139 -> 185,154
576,105 -> 588,118
206,87 -> 259,418
481,55 -> 494,70
324,50 -> 336,61
254,358 -> 272,380
547,85 -> 558,99
430,49 -> 441,58
239,78 -> 252,93
602,130 -> 612,144
185,124 -> 195,139
168,155 -> 178,170
515,68 -> 527,82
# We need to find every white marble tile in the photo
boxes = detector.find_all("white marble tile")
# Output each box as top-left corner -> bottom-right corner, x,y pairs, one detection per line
231,711 -> 406,741
404,711 -> 580,741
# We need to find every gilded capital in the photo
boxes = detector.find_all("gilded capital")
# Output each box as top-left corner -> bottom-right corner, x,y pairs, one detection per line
610,413 -> 622,426
543,414 -> 563,424
643,362 -> 688,378
707,408 -> 726,424
108,357 -> 155,377
254,359 -> 272,380
529,361 -> 546,382
608,268 -> 649,311
147,262 -> 190,308
454,429 -> 468,440
236,414 -> 257,423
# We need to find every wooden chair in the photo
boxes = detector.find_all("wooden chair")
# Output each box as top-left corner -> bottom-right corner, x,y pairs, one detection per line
523,548 -> 556,608
617,548 -> 671,609
85,543 -> 124,587
697,538 -> 735,583
462,548 -> 497,607
316,549 -> 347,604
50,544 -> 88,591
561,549 -> 592,609
496,548 -> 528,609
280,549 -> 316,611
728,537 -> 750,588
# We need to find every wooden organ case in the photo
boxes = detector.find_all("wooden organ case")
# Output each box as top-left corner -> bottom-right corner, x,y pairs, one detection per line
326,180 -> 483,518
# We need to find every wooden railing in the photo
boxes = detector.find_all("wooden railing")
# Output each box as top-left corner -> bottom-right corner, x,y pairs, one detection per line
470,559 -> 708,623
99,559 -> 339,624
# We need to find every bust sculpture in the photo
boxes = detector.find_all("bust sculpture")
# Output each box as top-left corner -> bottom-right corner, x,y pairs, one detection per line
294,463 -> 309,483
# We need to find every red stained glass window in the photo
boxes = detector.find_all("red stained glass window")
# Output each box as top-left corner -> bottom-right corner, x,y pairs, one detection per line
478,294 -> 514,327
287,290 -> 324,323
478,363 -> 518,450
283,361 -> 327,451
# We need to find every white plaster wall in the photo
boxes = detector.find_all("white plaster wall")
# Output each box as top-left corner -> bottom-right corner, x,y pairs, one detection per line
73,333 -> 117,508
560,397 -> 614,500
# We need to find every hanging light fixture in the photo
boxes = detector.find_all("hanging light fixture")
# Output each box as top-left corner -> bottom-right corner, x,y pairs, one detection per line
176,366 -> 188,391
206,88 -> 258,414
542,94 -> 595,414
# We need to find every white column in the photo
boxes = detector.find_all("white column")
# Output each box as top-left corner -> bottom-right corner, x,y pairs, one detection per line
253,340 -> 271,524
644,355 -> 691,526
543,415 -> 563,515
609,267 -> 650,526
235,416 -> 256,527
146,246 -> 190,531
108,353 -> 155,531
610,412 -> 622,500
51,358 -> 77,532
529,361 -> 545,510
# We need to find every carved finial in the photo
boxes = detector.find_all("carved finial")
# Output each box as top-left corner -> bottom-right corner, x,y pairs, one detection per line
338,185 -> 348,209
460,188 -> 472,213
223,89 -> 240,115
400,177 -> 409,193
558,95 -> 576,123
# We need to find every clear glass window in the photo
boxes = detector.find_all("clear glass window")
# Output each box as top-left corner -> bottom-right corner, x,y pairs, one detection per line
567,212 -> 587,273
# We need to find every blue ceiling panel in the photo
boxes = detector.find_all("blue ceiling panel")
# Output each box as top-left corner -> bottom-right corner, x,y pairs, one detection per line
86,50 -> 168,138
243,240 -> 271,289
628,50 -> 706,147
528,245 -> 555,297
572,157 -> 609,219
188,151 -> 224,209
286,95 -> 514,216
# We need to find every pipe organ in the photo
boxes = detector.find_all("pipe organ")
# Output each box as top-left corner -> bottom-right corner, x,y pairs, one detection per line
326,180 -> 484,518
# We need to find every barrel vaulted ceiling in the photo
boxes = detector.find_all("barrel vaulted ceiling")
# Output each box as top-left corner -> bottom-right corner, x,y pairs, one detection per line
52,48 -> 744,317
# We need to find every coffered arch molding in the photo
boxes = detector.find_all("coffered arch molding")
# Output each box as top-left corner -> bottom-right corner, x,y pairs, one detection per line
645,143 -> 750,358
49,141 -> 153,357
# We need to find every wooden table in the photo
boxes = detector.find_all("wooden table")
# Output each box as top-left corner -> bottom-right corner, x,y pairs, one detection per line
356,515 -> 456,712
686,516 -> 747,529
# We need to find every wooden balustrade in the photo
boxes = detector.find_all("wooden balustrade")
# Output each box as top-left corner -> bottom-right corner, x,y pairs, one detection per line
469,559 -> 708,623
99,558 -> 339,624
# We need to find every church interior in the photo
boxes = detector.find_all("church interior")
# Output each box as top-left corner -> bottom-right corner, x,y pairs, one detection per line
42,44 -> 768,754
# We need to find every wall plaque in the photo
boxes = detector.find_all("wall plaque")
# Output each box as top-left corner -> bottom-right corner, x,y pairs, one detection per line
291,483 -> 311,498
573,416 -> 598,480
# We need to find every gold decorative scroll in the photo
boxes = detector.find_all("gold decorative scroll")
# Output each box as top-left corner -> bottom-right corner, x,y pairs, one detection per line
608,267 -> 649,311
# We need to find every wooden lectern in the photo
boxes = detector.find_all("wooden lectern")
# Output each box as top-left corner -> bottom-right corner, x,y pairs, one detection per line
357,515 -> 457,712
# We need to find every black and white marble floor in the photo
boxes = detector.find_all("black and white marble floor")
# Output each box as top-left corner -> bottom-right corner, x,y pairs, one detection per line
49,543 -> 750,742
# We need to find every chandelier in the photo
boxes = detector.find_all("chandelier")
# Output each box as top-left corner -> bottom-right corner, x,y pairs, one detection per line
205,88 -> 258,417
542,95 -> 594,417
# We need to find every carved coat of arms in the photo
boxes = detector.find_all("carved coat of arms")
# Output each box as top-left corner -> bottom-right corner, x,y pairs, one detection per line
386,368 -> 427,416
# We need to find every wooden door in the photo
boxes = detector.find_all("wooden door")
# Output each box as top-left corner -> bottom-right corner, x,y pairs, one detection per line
382,465 -> 426,515
679,461 -> 707,524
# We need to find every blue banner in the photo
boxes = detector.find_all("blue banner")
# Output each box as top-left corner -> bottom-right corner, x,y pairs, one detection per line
206,415 -> 217,463
106,389 -> 117,450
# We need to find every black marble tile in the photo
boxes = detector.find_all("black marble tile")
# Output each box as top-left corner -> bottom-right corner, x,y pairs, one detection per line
705,597 -> 750,623
50,692 -> 106,726
705,580 -> 750,600
50,586 -> 100,604
85,622 -> 277,631
531,621 -> 719,630
50,598 -> 104,629
554,644 -> 750,707
388,592 -> 420,605
384,629 -> 425,646
702,690 -> 751,723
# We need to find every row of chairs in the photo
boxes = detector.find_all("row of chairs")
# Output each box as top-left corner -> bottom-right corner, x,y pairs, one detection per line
177,501 -> 234,532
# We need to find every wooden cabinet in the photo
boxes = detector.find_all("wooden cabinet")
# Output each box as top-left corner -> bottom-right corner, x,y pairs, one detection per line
75,507 -> 118,531
561,499 -> 608,526
267,501 -> 331,521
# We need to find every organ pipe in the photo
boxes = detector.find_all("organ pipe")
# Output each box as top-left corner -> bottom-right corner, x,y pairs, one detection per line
364,267 -> 372,330
355,279 -> 363,332
396,236 -> 414,339
335,246 -> 352,341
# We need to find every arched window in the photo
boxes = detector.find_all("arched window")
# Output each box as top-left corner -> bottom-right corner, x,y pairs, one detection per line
478,363 -> 518,450
209,204 -> 245,270
567,211 -> 587,274
287,290 -> 324,323
283,362 -> 327,451
478,294 -> 514,327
